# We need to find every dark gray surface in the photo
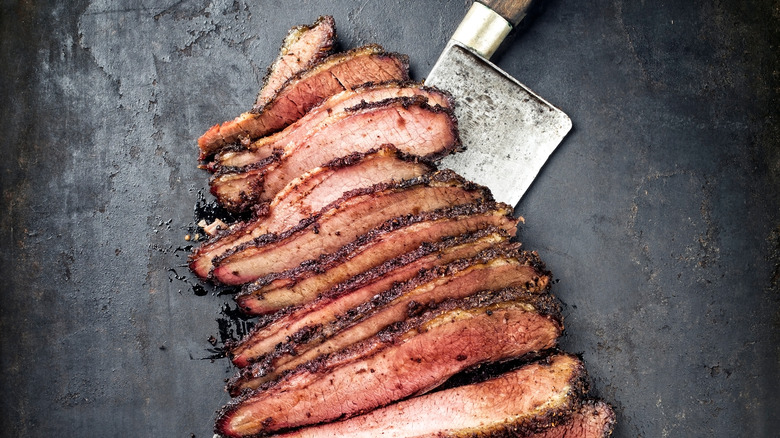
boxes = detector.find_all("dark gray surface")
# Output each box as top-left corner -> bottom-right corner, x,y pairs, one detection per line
1,0 -> 777,436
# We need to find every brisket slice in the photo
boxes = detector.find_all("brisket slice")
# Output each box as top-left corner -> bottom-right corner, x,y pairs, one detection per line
211,170 -> 489,285
254,16 -> 336,108
210,95 -> 460,212
274,354 -> 594,438
198,45 -> 409,159
189,146 -> 433,279
236,201 -> 517,315
214,290 -> 564,437
228,228 -> 510,368
213,82 -> 452,170
228,245 -> 551,393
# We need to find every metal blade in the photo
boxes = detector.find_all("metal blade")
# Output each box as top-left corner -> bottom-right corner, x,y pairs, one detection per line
426,43 -> 572,207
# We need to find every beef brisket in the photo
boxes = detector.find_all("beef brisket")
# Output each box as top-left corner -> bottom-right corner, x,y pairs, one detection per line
189,146 -> 433,279
274,354 -> 595,438
255,16 -> 336,108
214,82 -> 452,170
215,291 -> 564,437
210,95 -> 460,212
198,45 -> 409,159
228,246 -> 551,393
235,201 -> 517,315
228,228 -> 510,368
211,171 -> 489,285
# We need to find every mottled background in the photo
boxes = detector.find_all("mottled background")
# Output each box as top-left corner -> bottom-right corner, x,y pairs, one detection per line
1,0 -> 778,436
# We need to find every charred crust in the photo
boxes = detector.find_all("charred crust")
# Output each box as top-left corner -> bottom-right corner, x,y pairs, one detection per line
436,353 -> 591,438
209,95 -> 460,212
236,201 -> 513,294
210,154 -> 279,179
203,44 -> 409,161
228,275 -> 557,394
222,304 -> 568,428
368,288 -> 560,342
211,170 -> 493,272
250,44 -> 407,114
345,94 -> 427,113
578,400 -> 618,437
210,141 -> 254,163
213,81 -> 453,168
313,244 -> 548,327
318,144 -> 437,172
227,227 -> 517,368
234,226 -> 511,336
350,79 -> 455,105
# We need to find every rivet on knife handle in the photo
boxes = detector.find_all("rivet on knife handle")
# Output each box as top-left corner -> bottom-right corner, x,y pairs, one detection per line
451,0 -> 533,59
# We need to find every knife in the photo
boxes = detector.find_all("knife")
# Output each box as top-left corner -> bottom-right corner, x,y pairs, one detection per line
426,0 -> 572,207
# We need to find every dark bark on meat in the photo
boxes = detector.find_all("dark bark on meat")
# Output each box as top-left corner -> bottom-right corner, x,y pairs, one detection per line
273,354 -> 597,438
520,401 -> 617,438
235,201 -> 517,314
227,227 -> 511,368
212,82 -> 453,170
209,95 -> 460,212
189,146 -> 433,279
210,170 -> 490,285
214,292 -> 565,437
227,245 -> 552,393
198,45 -> 410,159
255,16 -> 336,108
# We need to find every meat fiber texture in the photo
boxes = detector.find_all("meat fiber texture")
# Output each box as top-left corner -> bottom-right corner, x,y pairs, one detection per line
198,45 -> 410,159
212,81 -> 452,170
209,94 -> 460,212
227,245 -> 552,394
189,146 -> 433,279
210,170 -> 489,285
275,356 -> 614,438
227,228 -> 511,368
235,201 -> 517,315
215,292 -> 564,437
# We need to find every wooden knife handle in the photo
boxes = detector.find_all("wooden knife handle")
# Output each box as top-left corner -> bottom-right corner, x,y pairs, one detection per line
477,0 -> 533,27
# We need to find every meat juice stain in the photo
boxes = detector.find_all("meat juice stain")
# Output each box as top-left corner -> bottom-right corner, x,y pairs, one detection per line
179,189 -> 260,362
171,189 -> 249,298
217,302 -> 256,343
193,188 -> 248,226
167,267 -> 210,297
203,303 -> 256,362
192,284 -> 207,296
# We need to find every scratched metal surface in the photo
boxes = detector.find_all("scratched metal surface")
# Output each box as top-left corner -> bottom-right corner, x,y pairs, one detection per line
1,0 -> 778,437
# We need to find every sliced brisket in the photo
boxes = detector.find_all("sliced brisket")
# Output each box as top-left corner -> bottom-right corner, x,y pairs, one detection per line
274,354 -> 593,438
215,291 -> 564,437
189,146 -> 433,279
228,228 -> 510,369
228,246 -> 551,393
211,170 -> 490,285
198,45 -> 409,159
236,201 -> 517,315
210,95 -> 460,212
254,16 -> 336,108
214,82 -> 452,170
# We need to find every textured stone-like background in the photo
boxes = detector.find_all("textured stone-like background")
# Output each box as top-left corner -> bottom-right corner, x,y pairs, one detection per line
1,0 -> 778,436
